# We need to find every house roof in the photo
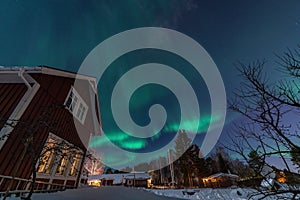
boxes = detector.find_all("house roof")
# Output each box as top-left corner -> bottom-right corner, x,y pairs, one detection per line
89,173 -> 151,184
0,66 -> 98,97
0,66 -> 97,82
123,172 -> 151,180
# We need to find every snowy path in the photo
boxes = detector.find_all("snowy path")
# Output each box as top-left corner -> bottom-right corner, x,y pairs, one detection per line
8,187 -> 183,200
7,187 -> 298,200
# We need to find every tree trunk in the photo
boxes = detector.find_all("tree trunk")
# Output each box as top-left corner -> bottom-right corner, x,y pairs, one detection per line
22,161 -> 36,200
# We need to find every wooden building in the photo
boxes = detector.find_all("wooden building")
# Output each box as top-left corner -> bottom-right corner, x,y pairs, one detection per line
88,173 -> 151,188
0,66 -> 101,194
202,173 -> 239,188
123,172 -> 151,188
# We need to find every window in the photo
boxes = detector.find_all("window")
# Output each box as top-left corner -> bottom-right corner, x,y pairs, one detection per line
37,133 -> 84,177
76,103 -> 86,121
55,146 -> 71,176
65,87 -> 88,124
37,138 -> 57,174
69,152 -> 82,176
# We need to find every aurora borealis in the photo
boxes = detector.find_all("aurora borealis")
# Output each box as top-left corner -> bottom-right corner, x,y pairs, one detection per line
1,0 -> 300,169
89,115 -> 222,150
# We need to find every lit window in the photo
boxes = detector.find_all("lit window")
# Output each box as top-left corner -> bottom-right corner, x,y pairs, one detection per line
37,138 -> 57,174
55,147 -> 71,176
37,133 -> 83,177
65,87 -> 88,124
69,152 -> 82,176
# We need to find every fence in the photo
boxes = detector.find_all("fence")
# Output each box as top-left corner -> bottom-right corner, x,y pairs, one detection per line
0,175 -> 75,197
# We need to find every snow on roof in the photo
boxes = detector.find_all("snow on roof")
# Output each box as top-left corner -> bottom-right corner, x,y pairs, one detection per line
205,173 -> 239,179
88,173 -> 151,185
0,66 -> 97,81
124,172 -> 151,180
100,174 -> 123,184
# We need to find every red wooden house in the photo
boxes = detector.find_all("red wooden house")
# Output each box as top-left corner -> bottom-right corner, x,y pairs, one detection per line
0,66 -> 101,194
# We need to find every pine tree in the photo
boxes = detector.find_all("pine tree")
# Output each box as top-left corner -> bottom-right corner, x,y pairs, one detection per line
197,151 -> 210,178
290,146 -> 300,170
217,153 -> 230,174
206,157 -> 218,175
175,130 -> 191,158
174,130 -> 192,187
248,150 -> 264,176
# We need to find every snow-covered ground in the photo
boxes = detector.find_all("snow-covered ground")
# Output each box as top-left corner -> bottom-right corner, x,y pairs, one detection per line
145,187 -> 300,200
5,186 -> 179,200
5,186 -> 300,200
144,188 -> 252,200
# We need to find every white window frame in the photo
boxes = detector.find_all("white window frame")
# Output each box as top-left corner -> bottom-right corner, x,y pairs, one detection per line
37,133 -> 84,179
68,151 -> 82,177
65,86 -> 89,124
55,145 -> 71,176
37,137 -> 57,174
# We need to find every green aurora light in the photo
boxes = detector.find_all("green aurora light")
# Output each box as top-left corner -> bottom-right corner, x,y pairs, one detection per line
164,114 -> 221,133
89,114 -> 222,150
89,132 -> 147,150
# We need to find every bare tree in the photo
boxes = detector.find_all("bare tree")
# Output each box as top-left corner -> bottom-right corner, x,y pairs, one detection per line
227,47 -> 300,199
23,136 -> 83,200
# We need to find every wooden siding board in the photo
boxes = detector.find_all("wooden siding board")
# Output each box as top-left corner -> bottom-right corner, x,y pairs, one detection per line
66,180 -> 75,186
0,84 -> 27,119
30,74 -> 86,150
48,77 -> 69,101
2,89 -> 47,178
1,85 -> 23,115
17,89 -> 56,179
0,130 -> 18,175
0,84 -> 28,176
0,84 -> 11,107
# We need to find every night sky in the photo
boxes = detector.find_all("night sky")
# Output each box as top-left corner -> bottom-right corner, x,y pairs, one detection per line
1,0 -> 300,170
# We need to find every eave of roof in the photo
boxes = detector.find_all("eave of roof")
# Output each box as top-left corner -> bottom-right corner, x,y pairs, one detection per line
0,66 -> 97,83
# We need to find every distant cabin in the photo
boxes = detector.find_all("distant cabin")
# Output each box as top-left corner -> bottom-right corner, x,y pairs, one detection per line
202,173 -> 239,188
0,66 -> 102,194
88,173 -> 152,188
124,173 -> 151,188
